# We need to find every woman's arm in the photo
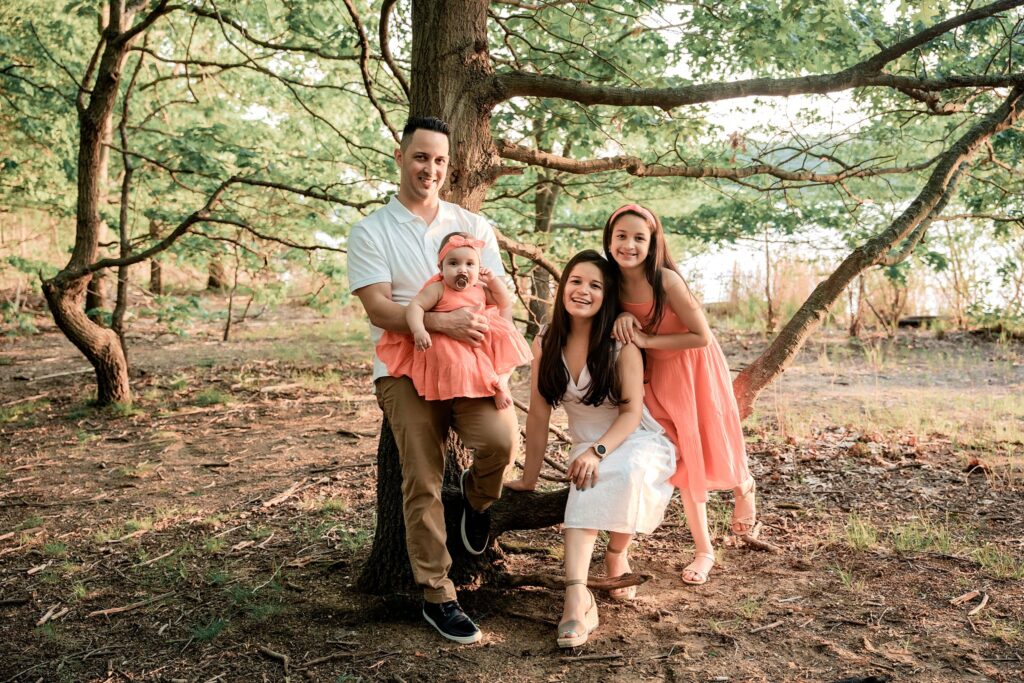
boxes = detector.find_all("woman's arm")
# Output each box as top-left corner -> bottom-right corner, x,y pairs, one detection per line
505,336 -> 550,491
634,269 -> 711,350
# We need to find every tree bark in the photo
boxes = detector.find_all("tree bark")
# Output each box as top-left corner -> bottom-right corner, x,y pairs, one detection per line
207,257 -> 226,291
43,1 -> 140,406
85,270 -> 108,323
526,174 -> 558,338
733,86 -> 1024,417
149,220 -> 162,295
410,0 -> 497,211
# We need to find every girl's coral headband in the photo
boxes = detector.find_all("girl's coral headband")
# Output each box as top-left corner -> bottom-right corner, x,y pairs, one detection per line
608,203 -> 657,229
438,234 -> 485,264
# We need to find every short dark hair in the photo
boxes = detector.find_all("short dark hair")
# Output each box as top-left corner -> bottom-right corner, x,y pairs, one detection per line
401,116 -> 451,149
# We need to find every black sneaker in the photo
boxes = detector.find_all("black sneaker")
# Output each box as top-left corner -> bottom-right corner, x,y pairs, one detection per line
460,469 -> 490,555
422,600 -> 482,644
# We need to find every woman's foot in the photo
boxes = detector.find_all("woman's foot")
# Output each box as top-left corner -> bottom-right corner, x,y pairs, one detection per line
605,545 -> 636,601
493,386 -> 512,410
557,581 -> 599,647
731,479 -> 757,536
681,551 -> 715,585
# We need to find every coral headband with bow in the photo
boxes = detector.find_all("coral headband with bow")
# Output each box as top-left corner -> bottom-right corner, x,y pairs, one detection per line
438,234 -> 485,264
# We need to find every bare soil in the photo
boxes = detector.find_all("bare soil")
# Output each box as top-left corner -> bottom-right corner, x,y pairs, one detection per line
1,306 -> 1022,682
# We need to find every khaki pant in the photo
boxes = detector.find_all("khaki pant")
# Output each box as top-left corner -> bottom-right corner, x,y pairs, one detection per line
375,376 -> 518,603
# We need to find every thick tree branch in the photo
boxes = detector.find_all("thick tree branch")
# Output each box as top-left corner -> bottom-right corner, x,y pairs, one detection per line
380,0 -> 410,99
343,0 -> 400,142
880,164 -> 966,266
497,140 -> 938,183
493,227 -> 561,280
733,86 -> 1024,418
117,0 -> 175,46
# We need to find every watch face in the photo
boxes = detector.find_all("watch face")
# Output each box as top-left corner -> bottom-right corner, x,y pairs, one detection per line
595,444 -> 607,456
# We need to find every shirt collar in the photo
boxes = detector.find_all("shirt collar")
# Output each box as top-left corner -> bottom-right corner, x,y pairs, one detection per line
385,195 -> 447,226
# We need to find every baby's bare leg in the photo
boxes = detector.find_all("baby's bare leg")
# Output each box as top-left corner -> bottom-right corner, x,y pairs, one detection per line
493,373 -> 512,410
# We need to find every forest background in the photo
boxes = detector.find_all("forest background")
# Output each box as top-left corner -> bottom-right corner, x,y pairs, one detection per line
1,1 -> 1023,681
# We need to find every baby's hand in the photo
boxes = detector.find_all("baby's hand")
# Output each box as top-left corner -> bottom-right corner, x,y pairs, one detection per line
478,267 -> 494,285
414,331 -> 432,351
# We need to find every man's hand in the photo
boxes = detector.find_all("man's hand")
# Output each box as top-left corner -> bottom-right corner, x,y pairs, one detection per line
431,304 -> 489,346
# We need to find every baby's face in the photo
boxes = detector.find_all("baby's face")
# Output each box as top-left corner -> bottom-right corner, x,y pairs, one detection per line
440,245 -> 480,291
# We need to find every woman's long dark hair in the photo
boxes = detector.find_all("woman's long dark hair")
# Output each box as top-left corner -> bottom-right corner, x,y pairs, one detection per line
538,250 -> 625,408
602,206 -> 678,334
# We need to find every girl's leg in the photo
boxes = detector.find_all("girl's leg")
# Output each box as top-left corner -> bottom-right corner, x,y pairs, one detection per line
679,486 -> 715,584
731,477 -> 757,535
562,528 -> 599,628
605,531 -> 635,599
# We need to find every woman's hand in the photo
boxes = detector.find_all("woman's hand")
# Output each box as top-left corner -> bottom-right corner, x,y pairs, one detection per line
504,477 -> 536,492
567,449 -> 601,490
631,329 -> 651,349
612,312 -> 640,344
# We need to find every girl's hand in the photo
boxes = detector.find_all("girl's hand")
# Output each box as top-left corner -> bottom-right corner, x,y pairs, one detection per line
478,267 -> 494,285
612,312 -> 640,344
414,330 -> 432,351
567,450 -> 601,490
504,477 -> 536,492
631,330 -> 651,349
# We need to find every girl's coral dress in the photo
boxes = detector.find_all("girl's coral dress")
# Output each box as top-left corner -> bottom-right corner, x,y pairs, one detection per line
621,299 -> 751,503
376,274 -> 532,401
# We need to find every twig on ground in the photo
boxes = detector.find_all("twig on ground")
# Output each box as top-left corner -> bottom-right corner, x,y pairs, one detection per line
499,571 -> 651,592
560,653 -> 623,663
949,589 -> 980,606
739,534 -> 783,553
967,592 -> 989,616
257,645 -> 290,675
87,591 -> 175,618
750,619 -> 784,634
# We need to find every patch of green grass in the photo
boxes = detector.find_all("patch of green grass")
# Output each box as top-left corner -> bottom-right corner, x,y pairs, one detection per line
337,529 -> 372,552
190,618 -> 228,642
982,616 -> 1024,645
972,544 -> 1024,580
319,497 -> 348,515
196,358 -> 218,368
70,582 -> 88,602
736,597 -> 763,620
203,536 -> 227,553
42,541 -> 67,557
889,519 -> 954,554
0,399 -> 49,423
246,602 -> 283,622
108,401 -> 139,417
193,388 -> 231,406
248,526 -> 273,541
65,402 -> 94,420
16,515 -> 44,530
0,356 -> 14,366
844,515 -> 878,551
168,374 -> 190,391
207,569 -> 231,586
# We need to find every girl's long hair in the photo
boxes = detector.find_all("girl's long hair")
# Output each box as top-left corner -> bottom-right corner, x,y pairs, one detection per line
602,206 -> 678,333
538,250 -> 624,408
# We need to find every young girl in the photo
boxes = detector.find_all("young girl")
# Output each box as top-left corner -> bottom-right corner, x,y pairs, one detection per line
506,250 -> 675,648
376,232 -> 532,409
604,204 -> 756,586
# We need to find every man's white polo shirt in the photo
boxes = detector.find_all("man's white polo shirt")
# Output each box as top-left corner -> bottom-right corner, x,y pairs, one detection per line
347,195 -> 507,382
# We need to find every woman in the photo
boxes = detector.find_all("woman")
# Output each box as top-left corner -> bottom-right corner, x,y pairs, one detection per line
506,250 -> 675,648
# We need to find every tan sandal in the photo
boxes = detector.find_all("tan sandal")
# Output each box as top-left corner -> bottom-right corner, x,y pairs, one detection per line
681,551 -> 715,585
605,545 -> 637,601
731,478 -> 757,536
557,579 -> 599,648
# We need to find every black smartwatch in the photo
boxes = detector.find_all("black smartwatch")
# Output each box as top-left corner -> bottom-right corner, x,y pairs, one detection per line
593,443 -> 607,458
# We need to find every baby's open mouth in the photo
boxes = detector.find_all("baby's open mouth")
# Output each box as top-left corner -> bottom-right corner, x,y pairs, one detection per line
454,274 -> 469,289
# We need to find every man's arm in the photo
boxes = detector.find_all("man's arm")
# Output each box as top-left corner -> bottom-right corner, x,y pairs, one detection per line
353,282 -> 489,345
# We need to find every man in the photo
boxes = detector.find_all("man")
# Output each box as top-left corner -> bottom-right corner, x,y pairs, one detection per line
347,116 -> 518,644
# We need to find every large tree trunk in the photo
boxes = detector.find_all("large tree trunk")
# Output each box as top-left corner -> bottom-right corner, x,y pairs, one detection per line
357,419 -> 568,595
85,270 -> 108,323
410,0 -> 497,211
733,86 -> 1024,417
43,3 -> 139,406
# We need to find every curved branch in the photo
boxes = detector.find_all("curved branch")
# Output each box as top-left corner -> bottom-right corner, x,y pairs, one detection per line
497,140 -> 938,184
493,227 -> 561,280
733,85 -> 1024,418
489,1 -> 1024,109
343,0 -> 400,142
881,164 -> 966,266
380,0 -> 410,99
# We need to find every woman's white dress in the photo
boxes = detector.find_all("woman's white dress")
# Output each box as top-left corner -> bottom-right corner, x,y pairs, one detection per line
561,354 -> 676,535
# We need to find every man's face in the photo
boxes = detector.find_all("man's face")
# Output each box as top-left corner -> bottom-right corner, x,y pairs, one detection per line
395,129 -> 449,204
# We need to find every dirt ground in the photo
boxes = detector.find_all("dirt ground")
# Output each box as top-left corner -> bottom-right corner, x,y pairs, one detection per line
1,305 -> 1022,682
